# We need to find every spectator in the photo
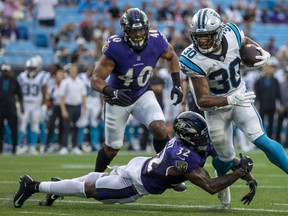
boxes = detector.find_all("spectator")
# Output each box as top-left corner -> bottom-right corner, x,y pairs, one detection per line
79,12 -> 94,42
0,63 -> 24,155
59,63 -> 86,155
33,0 -> 58,27
264,37 -> 278,57
107,0 -> 121,22
71,37 -> 95,69
77,0 -> 97,13
1,17 -> 20,44
254,57 -> 282,139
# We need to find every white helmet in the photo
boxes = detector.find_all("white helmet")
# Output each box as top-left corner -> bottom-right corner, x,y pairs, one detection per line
190,8 -> 223,54
25,57 -> 39,77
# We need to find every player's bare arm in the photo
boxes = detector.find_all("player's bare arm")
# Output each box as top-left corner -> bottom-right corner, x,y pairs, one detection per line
185,166 -> 247,194
192,77 -> 228,109
91,54 -> 115,93
161,43 -> 180,73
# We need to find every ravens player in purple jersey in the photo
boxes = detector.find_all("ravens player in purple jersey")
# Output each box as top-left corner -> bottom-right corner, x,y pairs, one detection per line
13,111 -> 257,209
90,8 -> 183,172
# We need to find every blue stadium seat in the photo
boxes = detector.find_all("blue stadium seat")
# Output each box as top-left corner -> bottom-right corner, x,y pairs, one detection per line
34,32 -> 50,47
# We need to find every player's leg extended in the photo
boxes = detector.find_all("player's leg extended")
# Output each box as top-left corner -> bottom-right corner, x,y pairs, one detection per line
95,103 -> 130,172
235,105 -> 288,174
132,91 -> 169,153
205,110 -> 235,175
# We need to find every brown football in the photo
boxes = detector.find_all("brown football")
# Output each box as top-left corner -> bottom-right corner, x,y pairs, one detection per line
240,44 -> 261,67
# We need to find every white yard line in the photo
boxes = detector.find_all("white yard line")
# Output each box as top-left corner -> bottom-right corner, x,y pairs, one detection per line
1,198 -> 288,213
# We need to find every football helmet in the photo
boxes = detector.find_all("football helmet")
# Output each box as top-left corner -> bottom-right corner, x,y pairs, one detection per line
190,8 -> 223,54
120,8 -> 150,52
173,111 -> 210,151
25,57 -> 39,77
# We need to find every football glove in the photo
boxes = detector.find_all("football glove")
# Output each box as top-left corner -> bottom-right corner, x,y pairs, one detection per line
254,47 -> 271,68
241,179 -> 257,205
171,85 -> 183,106
227,87 -> 256,107
170,73 -> 183,106
103,87 -> 132,107
238,153 -> 253,174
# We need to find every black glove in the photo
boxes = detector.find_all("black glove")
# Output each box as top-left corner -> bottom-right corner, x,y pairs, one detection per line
238,153 -> 253,174
170,73 -> 183,106
102,86 -> 132,106
241,179 -> 257,205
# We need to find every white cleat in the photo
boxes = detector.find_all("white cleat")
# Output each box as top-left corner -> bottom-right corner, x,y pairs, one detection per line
215,170 -> 231,209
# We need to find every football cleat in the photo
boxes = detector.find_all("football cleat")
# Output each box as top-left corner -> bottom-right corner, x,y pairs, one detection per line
172,182 -> 187,192
215,170 -> 231,209
38,177 -> 62,206
13,175 -> 34,208
218,187 -> 231,209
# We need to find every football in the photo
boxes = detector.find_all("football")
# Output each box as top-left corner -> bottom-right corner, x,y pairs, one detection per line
240,44 -> 261,67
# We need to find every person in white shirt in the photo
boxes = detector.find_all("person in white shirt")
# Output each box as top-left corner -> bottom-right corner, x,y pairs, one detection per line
58,63 -> 86,155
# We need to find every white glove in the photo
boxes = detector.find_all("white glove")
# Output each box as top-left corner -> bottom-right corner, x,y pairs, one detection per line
227,90 -> 256,107
254,47 -> 271,68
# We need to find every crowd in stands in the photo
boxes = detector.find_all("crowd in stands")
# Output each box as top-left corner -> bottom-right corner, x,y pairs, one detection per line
0,0 -> 288,155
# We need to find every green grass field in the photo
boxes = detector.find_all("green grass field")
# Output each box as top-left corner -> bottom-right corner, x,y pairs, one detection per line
1,150 -> 288,216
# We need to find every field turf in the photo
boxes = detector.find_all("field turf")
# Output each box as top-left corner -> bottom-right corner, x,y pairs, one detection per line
1,149 -> 288,216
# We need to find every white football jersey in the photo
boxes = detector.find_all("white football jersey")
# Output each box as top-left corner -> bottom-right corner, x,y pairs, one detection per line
78,72 -> 101,108
180,23 -> 246,97
17,70 -> 48,105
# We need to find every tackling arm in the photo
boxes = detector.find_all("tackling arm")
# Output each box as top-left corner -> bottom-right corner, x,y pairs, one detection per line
185,167 -> 247,194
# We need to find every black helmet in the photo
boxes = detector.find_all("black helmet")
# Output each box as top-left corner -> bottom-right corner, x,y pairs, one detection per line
120,8 -> 150,52
173,111 -> 210,151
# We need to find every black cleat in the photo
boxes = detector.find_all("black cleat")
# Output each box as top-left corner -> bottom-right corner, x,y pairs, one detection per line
13,175 -> 34,208
38,177 -> 62,206
172,182 -> 187,192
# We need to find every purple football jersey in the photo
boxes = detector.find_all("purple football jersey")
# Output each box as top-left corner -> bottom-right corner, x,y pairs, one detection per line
141,138 -> 212,194
102,30 -> 168,101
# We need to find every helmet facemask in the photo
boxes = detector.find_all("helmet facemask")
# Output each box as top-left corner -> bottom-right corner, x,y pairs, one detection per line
190,8 -> 223,54
120,8 -> 150,52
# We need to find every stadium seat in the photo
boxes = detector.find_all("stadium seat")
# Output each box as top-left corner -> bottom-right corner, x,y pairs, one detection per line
34,32 -> 50,48
18,25 -> 29,40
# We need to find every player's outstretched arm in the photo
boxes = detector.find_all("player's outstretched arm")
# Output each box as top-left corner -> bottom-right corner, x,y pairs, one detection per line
185,154 -> 253,195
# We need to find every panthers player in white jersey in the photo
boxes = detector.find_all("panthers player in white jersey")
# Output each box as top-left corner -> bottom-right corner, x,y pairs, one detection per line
17,57 -> 48,155
179,8 -> 288,207
77,65 -> 103,152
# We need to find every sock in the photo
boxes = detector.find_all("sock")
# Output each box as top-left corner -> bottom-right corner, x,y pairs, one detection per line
30,132 -> 38,147
39,180 -> 86,198
72,172 -> 106,182
254,134 -> 288,174
28,181 -> 40,193
95,148 -> 113,172
39,122 -> 46,144
78,127 -> 85,147
89,126 -> 100,148
153,135 -> 169,153
212,156 -> 233,176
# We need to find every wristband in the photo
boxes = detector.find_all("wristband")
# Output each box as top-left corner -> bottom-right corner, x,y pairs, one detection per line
171,72 -> 181,87
102,85 -> 115,96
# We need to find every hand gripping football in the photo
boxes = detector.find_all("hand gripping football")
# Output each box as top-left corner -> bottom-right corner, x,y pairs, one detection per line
240,44 -> 261,68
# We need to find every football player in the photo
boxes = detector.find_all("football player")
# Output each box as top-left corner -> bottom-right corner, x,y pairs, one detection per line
179,8 -> 288,207
77,65 -> 103,152
13,111 -> 257,208
17,57 -> 48,154
90,8 -> 183,172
